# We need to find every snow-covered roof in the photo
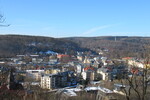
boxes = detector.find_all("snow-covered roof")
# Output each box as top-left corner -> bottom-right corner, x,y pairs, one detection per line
46,50 -> 57,54
85,86 -> 113,93
84,87 -> 98,91
26,69 -> 44,72
64,90 -> 77,96
98,87 -> 113,93
114,84 -> 126,87
90,81 -> 101,85
63,88 -> 82,97
66,88 -> 82,92
0,61 -> 5,64
17,55 -> 25,57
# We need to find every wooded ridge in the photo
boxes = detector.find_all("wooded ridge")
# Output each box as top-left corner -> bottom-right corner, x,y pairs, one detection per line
0,35 -> 150,58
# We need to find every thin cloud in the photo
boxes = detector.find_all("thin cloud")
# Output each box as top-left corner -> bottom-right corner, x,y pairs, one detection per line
82,25 -> 113,35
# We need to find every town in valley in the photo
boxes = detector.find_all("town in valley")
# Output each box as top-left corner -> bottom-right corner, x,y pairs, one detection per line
0,44 -> 150,100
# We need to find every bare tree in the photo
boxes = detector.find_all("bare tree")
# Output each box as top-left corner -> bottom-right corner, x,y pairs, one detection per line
0,14 -> 10,27
120,48 -> 150,100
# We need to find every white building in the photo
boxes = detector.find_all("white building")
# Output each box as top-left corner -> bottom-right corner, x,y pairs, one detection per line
32,58 -> 43,63
128,60 -> 144,68
26,70 -> 44,80
41,72 -> 69,90
101,57 -> 108,66
97,68 -> 110,80
81,67 -> 96,80
76,64 -> 83,73
41,74 -> 57,90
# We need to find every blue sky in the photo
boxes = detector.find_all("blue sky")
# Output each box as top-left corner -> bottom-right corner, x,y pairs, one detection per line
0,0 -> 150,37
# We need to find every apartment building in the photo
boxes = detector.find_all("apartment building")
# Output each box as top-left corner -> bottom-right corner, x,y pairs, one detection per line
26,70 -> 44,80
41,74 -> 58,90
41,71 -> 77,90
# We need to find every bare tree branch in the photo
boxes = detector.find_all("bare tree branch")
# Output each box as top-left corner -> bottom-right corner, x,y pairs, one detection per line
0,14 -> 10,27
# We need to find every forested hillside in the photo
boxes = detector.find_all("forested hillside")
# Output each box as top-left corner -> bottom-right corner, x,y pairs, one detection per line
66,36 -> 150,58
0,35 -> 150,58
0,35 -> 84,57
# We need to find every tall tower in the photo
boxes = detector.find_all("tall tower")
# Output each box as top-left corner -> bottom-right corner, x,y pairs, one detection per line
115,36 -> 117,42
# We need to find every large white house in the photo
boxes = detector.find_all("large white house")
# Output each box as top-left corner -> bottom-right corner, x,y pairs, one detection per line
26,70 -> 44,80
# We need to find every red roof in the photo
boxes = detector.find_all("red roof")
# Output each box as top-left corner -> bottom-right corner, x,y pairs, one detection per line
122,57 -> 133,60
57,54 -> 70,58
84,67 -> 94,71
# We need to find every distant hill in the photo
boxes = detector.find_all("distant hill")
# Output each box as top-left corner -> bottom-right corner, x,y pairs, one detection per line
0,35 -> 86,57
0,35 -> 150,58
65,36 -> 150,58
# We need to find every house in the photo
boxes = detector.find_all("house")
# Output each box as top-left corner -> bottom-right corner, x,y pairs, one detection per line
76,64 -> 84,74
49,55 -> 58,64
122,57 -> 146,69
98,51 -> 104,55
83,56 -> 95,64
49,59 -> 58,65
57,54 -> 70,63
77,51 -> 84,56
84,86 -> 116,100
44,68 -> 60,74
96,87 -> 117,100
128,59 -> 144,68
113,84 -> 127,96
26,70 -> 44,80
77,55 -> 85,62
97,68 -> 111,81
32,58 -> 43,63
30,55 -> 39,57
122,57 -> 133,61
101,57 -> 108,66
81,66 -> 96,81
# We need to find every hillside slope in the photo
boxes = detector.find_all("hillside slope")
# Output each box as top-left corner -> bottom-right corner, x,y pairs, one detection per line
66,36 -> 150,58
0,35 -> 84,57
0,35 -> 150,58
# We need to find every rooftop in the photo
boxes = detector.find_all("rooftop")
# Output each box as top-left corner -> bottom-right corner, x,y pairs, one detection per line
85,86 -> 113,93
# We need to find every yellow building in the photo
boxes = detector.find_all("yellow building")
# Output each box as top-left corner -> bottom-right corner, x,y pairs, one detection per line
44,68 -> 60,74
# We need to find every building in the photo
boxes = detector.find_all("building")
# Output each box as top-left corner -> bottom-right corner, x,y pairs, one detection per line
128,59 -> 144,68
77,55 -> 85,62
44,68 -> 60,74
113,84 -> 127,96
96,87 -> 117,100
32,58 -> 43,63
49,59 -> 58,65
26,70 -> 44,80
76,64 -> 84,74
83,56 -> 95,64
57,54 -> 70,63
41,71 -> 77,90
97,68 -> 110,81
81,66 -> 96,81
41,74 -> 58,90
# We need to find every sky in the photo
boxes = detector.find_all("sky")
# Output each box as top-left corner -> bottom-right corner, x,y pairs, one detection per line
0,0 -> 150,37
